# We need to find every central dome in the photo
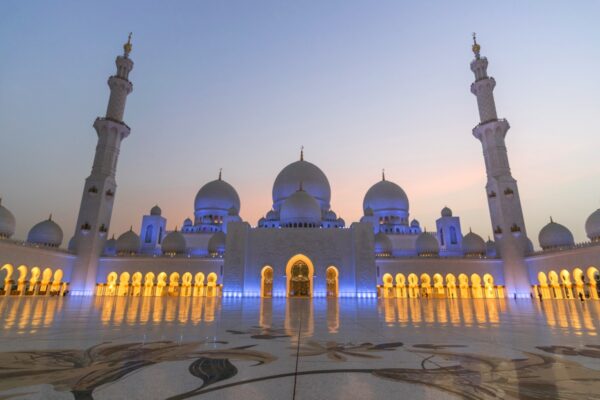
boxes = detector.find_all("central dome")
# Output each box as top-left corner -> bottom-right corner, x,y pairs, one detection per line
280,189 -> 322,225
363,179 -> 409,214
272,157 -> 331,211
195,178 -> 241,214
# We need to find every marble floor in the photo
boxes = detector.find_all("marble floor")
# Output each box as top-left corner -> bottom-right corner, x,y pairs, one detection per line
0,296 -> 599,399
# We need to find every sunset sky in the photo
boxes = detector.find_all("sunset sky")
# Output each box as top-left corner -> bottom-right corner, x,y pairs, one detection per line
1,1 -> 599,247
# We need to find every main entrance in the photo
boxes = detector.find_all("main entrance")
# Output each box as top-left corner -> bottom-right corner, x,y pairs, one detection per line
285,254 -> 314,297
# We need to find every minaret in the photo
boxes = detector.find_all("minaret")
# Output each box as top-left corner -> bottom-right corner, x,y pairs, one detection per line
470,34 -> 530,297
70,35 -> 134,295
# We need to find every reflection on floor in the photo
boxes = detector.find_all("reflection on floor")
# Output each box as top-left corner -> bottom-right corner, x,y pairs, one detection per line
0,297 -> 599,399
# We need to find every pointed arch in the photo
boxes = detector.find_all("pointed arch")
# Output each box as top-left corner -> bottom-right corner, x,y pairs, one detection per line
261,266 -> 274,298
285,254 -> 314,297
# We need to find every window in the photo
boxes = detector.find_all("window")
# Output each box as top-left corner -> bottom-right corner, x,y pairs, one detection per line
450,226 -> 457,244
158,227 -> 163,244
144,225 -> 153,243
439,229 -> 445,246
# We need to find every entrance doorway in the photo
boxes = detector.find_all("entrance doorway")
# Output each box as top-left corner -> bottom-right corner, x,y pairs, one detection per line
286,254 -> 314,297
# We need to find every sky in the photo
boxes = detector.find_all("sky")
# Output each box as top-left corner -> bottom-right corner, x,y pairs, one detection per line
1,1 -> 599,248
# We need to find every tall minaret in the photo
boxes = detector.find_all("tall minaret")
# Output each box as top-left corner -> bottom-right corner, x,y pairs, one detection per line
70,35 -> 134,295
470,34 -> 530,297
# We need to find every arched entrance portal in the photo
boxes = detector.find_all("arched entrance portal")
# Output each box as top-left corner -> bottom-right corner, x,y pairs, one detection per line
261,266 -> 273,298
286,254 -> 314,297
326,266 -> 339,297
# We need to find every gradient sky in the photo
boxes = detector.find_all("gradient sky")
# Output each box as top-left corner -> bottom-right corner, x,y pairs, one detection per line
1,1 -> 599,248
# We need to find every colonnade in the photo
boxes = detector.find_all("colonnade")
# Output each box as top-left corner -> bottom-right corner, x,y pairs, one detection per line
0,264 -> 67,296
379,272 -> 504,299
534,266 -> 599,300
96,271 -> 221,297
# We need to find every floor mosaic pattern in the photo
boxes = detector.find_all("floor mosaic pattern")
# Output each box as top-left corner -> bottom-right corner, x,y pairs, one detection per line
0,297 -> 599,399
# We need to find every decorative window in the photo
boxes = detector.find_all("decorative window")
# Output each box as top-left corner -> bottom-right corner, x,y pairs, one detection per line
488,191 -> 496,198
144,225 -> 153,243
494,226 -> 503,234
439,229 -> 445,246
88,186 -> 98,194
510,224 -> 521,232
450,226 -> 458,244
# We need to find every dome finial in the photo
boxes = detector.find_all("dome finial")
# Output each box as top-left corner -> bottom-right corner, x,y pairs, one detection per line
299,181 -> 304,191
175,225 -> 178,232
472,32 -> 481,59
129,225 -> 133,231
48,213 -> 52,221
300,145 -> 304,161
469,227 -> 472,233
123,32 -> 133,57
550,216 -> 554,223
382,168 -> 385,181
218,168 -> 222,181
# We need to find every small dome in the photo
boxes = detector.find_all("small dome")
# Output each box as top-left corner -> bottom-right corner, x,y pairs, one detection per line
195,178 -> 241,214
415,232 -> 439,256
336,217 -> 345,227
161,230 -> 187,255
485,237 -> 497,257
27,216 -> 63,247
374,232 -> 392,256
104,235 -> 117,256
116,228 -> 140,255
410,219 -> 420,228
324,210 -> 337,221
266,209 -> 279,220
538,219 -> 575,250
183,218 -> 193,227
462,230 -> 486,256
150,205 -> 162,216
0,198 -> 16,239
585,208 -> 600,241
363,179 -> 409,214
272,157 -> 331,211
441,206 -> 453,217
280,189 -> 321,225
208,231 -> 226,255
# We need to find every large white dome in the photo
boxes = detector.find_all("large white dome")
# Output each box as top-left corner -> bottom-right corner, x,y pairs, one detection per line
363,179 -> 409,214
272,157 -> 331,211
27,216 -> 63,247
116,228 -> 140,255
462,230 -> 486,256
195,178 -> 241,214
585,208 -> 600,241
280,189 -> 321,226
415,232 -> 439,256
0,199 -> 16,239
161,230 -> 187,255
538,219 -> 574,250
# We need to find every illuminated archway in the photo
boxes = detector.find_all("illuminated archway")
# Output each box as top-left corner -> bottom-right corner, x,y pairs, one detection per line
206,272 -> 218,297
432,273 -> 444,298
40,268 -> 53,294
181,272 -> 193,297
560,269 -> 573,299
105,272 -> 118,296
168,272 -> 180,296
395,273 -> 407,298
587,266 -> 599,299
143,272 -> 155,297
446,274 -> 457,299
548,270 -> 562,299
419,273 -> 432,298
407,273 -> 419,298
156,272 -> 167,296
382,273 -> 394,298
131,272 -> 143,296
458,273 -> 470,298
470,274 -> 483,298
16,265 -> 28,295
261,266 -> 274,298
51,269 -> 64,294
285,254 -> 314,297
1,264 -> 13,295
326,266 -> 339,297
537,271 -> 550,299
193,272 -> 205,297
117,272 -> 130,296
483,273 -> 495,298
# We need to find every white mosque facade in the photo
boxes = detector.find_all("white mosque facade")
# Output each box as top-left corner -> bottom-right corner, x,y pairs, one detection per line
1,36 -> 600,300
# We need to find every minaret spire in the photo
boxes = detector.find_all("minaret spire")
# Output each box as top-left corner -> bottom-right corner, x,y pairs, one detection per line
70,36 -> 135,295
382,169 -> 385,181
219,168 -> 222,180
470,35 -> 529,297
300,145 -> 304,161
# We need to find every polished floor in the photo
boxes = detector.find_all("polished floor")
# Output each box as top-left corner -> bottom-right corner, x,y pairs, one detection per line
0,296 -> 599,399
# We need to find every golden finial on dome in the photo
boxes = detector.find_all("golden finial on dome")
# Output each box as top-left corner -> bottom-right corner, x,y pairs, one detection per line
218,168 -> 222,180
472,32 -> 481,59
382,168 -> 385,181
123,32 -> 133,57
300,145 -> 304,161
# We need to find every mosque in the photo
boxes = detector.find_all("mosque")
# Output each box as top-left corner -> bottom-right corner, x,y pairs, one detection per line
1,35 -> 599,300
